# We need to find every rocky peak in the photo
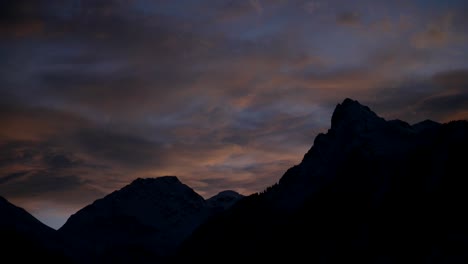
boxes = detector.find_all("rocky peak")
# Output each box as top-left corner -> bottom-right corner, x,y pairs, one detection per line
131,176 -> 181,185
330,98 -> 383,133
103,176 -> 204,205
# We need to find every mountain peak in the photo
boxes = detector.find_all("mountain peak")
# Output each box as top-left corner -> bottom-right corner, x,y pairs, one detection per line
59,175 -> 210,260
178,99 -> 468,262
130,176 -> 181,186
213,190 -> 243,197
330,98 -> 382,131
412,119 -> 441,133
207,190 -> 244,211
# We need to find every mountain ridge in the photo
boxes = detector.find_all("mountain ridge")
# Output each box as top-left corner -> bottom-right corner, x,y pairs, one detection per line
58,175 -> 243,263
1,98 -> 467,263
177,98 -> 468,262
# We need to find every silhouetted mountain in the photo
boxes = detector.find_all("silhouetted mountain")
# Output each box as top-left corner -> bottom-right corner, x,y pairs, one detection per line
58,176 -> 231,263
207,190 -> 244,212
4,98 -> 467,263
177,98 -> 468,263
0,196 -> 71,263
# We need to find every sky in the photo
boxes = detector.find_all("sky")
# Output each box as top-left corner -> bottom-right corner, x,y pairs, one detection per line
1,0 -> 467,229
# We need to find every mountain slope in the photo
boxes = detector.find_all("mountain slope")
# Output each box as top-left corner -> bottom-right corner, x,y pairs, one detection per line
177,98 -> 468,263
59,176 -> 216,263
206,190 -> 244,212
0,196 -> 70,263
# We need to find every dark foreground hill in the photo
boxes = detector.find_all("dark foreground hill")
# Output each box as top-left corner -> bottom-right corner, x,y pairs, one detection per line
176,99 -> 468,263
0,196 -> 71,263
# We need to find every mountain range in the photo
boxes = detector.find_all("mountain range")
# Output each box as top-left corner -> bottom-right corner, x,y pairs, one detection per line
1,98 -> 467,263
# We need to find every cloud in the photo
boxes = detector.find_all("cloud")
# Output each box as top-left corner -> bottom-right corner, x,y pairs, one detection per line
336,11 -> 361,26
432,69 -> 468,87
0,140 -> 102,208
417,93 -> 468,121
0,96 -> 320,202
0,0 -> 45,37
0,171 -> 29,185
1,172 -> 84,198
365,69 -> 468,123
72,129 -> 166,168
249,0 -> 263,14
0,100 -> 91,141
410,12 -> 466,49
217,0 -> 262,21
0,19 -> 44,37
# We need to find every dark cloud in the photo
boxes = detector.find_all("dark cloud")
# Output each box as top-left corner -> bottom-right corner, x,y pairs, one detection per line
43,153 -> 78,169
0,137 -> 88,195
0,0 -> 50,37
432,69 -> 468,87
0,101 -> 91,141
366,69 -> 468,123
0,138 -> 82,172
0,0 -> 42,24
336,11 -> 361,26
0,171 -> 29,185
217,1 -> 261,21
417,93 -> 468,120
73,129 -> 165,168
0,141 -> 38,166
0,172 -> 84,198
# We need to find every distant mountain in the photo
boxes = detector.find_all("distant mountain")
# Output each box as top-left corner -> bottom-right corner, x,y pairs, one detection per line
207,190 -> 244,211
58,176 -> 239,263
177,98 -> 468,263
0,196 -> 70,263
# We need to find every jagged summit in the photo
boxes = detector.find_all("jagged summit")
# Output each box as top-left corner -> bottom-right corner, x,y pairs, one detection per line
178,99 -> 468,262
330,98 -> 383,132
120,176 -> 184,194
100,176 -> 203,206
